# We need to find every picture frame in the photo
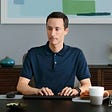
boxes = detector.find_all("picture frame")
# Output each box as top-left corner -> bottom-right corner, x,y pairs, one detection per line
1,0 -> 112,24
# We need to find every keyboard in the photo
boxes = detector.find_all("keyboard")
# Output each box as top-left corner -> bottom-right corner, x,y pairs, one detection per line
23,95 -> 75,99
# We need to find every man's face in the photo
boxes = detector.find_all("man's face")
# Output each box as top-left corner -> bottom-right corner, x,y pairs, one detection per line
46,18 -> 68,46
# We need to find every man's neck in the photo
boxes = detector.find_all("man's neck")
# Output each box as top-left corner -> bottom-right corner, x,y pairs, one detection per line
49,43 -> 63,53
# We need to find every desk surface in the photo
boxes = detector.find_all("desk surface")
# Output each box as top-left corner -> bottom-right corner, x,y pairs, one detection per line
0,96 -> 111,112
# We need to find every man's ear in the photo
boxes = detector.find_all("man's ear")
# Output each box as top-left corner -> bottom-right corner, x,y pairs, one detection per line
64,28 -> 69,36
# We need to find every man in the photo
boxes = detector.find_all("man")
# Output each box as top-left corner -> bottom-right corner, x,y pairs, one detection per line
17,12 -> 91,96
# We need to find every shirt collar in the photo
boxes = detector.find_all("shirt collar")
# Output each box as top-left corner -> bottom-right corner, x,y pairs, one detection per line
45,41 -> 68,56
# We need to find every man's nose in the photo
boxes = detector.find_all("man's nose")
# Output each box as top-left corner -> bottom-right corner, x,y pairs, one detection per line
51,29 -> 56,36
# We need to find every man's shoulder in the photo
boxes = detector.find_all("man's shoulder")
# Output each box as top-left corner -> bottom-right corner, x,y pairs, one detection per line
67,45 -> 82,53
28,44 -> 46,52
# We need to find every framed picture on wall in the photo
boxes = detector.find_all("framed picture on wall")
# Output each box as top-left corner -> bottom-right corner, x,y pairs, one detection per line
1,0 -> 112,24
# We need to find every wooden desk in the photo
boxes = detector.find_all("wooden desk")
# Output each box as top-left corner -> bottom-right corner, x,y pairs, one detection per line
89,65 -> 112,89
0,65 -> 22,94
0,98 -> 110,112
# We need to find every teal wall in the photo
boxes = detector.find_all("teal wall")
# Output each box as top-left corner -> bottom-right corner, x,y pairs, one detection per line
0,0 -> 112,65
0,24 -> 112,65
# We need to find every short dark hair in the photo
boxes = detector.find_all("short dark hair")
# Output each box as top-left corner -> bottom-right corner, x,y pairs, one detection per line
46,12 -> 69,29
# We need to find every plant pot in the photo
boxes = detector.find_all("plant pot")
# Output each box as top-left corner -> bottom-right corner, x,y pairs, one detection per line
0,56 -> 15,67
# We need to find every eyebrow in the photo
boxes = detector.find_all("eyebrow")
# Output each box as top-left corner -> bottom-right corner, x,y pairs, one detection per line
47,25 -> 61,29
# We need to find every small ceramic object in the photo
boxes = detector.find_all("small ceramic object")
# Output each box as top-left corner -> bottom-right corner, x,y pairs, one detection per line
0,56 -> 15,67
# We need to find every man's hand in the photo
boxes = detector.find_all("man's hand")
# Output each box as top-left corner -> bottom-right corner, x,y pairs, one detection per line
58,87 -> 79,96
38,87 -> 54,96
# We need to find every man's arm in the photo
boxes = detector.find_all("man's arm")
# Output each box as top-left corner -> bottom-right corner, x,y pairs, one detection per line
17,77 -> 54,95
59,78 -> 91,96
17,77 -> 39,95
79,78 -> 91,94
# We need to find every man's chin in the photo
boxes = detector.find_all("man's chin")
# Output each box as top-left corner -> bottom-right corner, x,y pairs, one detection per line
49,41 -> 57,45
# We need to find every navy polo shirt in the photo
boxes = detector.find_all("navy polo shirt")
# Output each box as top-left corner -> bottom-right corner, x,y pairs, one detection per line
21,42 -> 91,94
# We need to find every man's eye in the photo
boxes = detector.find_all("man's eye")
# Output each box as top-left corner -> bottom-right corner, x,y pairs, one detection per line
56,28 -> 60,31
47,27 -> 52,30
